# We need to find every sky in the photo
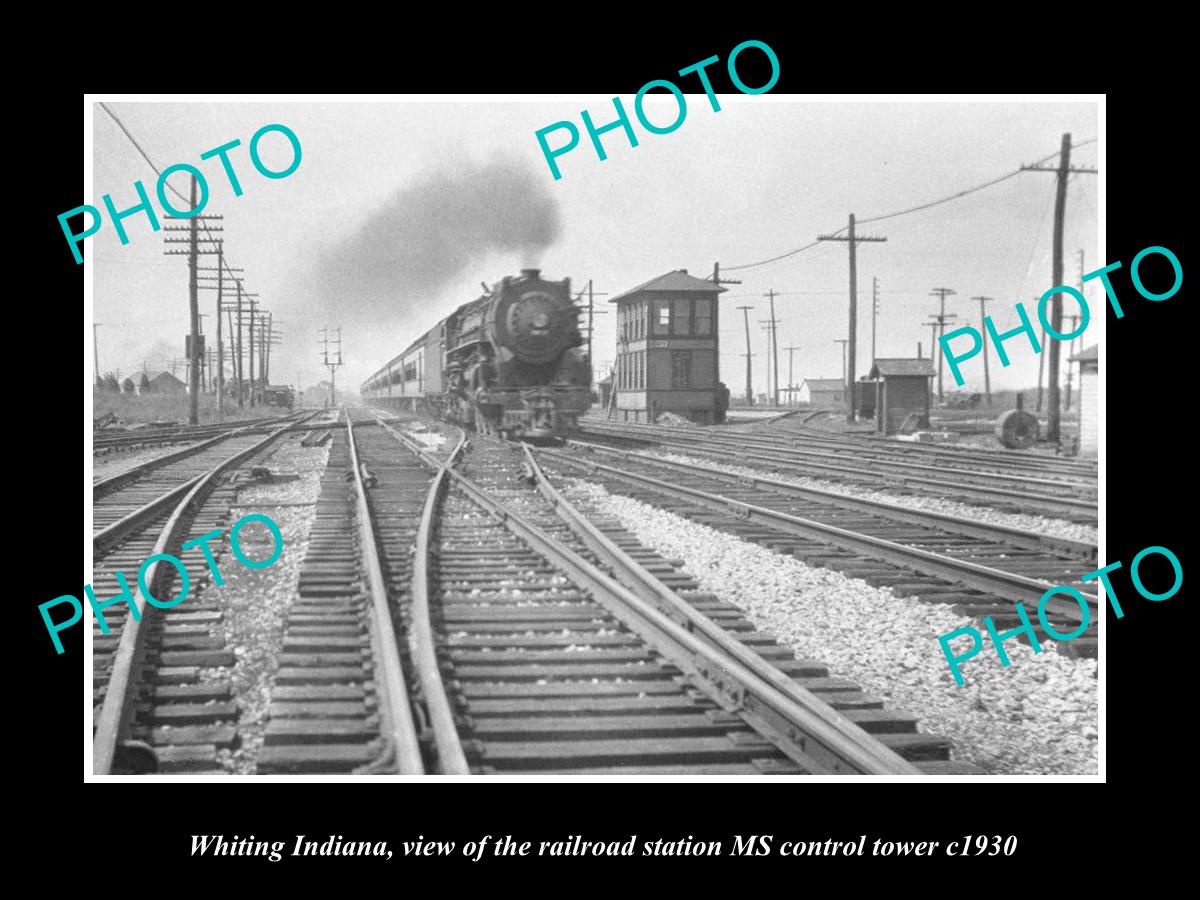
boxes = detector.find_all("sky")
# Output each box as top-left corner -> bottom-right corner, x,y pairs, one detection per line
89,97 -> 1099,398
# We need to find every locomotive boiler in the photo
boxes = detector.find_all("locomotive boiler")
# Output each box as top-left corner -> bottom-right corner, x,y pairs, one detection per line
361,269 -> 593,441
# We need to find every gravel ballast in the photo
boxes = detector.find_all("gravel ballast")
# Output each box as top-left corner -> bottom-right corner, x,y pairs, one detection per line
656,451 -> 1097,545
198,439 -> 329,775
562,480 -> 1099,776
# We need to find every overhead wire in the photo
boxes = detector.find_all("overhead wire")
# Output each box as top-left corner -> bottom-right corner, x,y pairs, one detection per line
719,137 -> 1099,273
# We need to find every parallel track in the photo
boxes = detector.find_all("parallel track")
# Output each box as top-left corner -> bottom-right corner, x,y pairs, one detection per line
577,419 -> 1097,523
534,441 -> 1099,654
363,411 -> 976,775
92,412 -> 320,774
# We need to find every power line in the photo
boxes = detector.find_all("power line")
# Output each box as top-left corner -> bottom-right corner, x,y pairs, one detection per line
718,137 -> 1097,273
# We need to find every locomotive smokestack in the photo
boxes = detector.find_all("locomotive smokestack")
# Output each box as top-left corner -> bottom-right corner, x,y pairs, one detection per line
520,268 -> 541,279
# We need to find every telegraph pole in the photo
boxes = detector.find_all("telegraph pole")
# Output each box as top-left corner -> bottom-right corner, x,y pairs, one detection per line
1064,313 -> 1080,411
248,301 -> 256,406
927,287 -> 958,402
1035,305 -> 1047,412
819,214 -> 888,422
710,262 -> 741,397
1020,133 -> 1097,443
186,178 -> 199,422
970,296 -> 994,406
162,179 -> 222,425
92,324 -> 103,383
737,305 -> 755,404
215,245 -> 224,414
784,345 -> 800,406
765,289 -> 780,406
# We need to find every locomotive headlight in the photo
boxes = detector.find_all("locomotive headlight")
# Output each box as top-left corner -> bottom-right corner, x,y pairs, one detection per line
533,312 -> 550,329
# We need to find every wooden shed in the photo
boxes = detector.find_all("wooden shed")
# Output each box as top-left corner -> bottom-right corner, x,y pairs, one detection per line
1071,344 -> 1098,457
798,378 -> 845,408
868,358 -> 935,435
609,270 -> 726,424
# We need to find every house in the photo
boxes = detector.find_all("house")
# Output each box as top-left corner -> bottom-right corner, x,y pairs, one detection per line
867,358 -> 935,435
609,269 -> 727,424
147,371 -> 187,394
1071,345 -> 1098,457
798,378 -> 845,408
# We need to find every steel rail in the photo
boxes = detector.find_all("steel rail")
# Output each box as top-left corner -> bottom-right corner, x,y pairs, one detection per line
769,417 -> 1098,474
92,412 -> 321,549
582,419 -> 1096,490
578,423 -> 1098,514
93,416 -> 308,774
538,446 -> 1098,625
588,416 -> 1098,479
344,413 -> 427,774
364,416 -> 473,773
93,422 -> 267,499
518,443 -> 922,776
93,411 -> 309,449
564,440 -> 1095,562
374,415 -> 918,775
401,432 -> 472,774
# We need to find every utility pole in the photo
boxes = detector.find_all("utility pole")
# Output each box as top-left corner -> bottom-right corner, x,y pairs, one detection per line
927,287 -> 958,402
92,323 -> 103,383
737,305 -> 755,404
784,345 -> 801,406
834,339 -> 849,395
576,280 -> 608,381
248,301 -> 256,406
186,178 -> 198,422
1064,313 -> 1080,411
711,262 -> 741,398
970,296 -> 994,406
819,214 -> 888,422
764,289 -> 780,406
1020,133 -> 1097,443
871,276 -> 880,367
162,180 -> 222,425
201,262 -> 245,412
1034,299 -> 1046,412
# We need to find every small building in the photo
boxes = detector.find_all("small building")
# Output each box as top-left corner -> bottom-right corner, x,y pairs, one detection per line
609,269 -> 726,424
147,371 -> 187,394
798,378 -> 845,408
868,358 -> 935,435
1072,344 -> 1098,457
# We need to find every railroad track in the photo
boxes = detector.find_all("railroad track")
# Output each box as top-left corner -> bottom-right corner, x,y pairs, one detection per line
91,411 -> 320,774
576,419 -> 1097,524
760,413 -> 1096,477
93,410 -> 318,452
345,409 -> 980,775
534,441 -> 1099,656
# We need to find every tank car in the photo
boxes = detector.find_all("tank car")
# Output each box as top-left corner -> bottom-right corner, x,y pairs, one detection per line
362,269 -> 592,442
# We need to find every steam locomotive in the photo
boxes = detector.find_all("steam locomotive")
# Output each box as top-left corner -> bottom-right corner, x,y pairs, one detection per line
361,269 -> 593,442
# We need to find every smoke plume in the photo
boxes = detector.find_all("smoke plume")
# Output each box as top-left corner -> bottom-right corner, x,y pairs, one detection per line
313,158 -> 561,317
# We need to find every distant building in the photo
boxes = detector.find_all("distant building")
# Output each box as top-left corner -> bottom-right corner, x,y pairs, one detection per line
147,371 -> 187,394
868,358 -> 935,435
609,269 -> 727,425
798,378 -> 845,408
1071,345 -> 1098,457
